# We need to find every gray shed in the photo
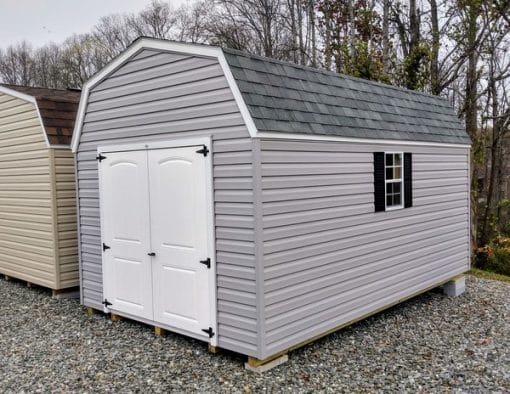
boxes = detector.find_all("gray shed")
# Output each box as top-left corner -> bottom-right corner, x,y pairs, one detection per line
71,38 -> 471,366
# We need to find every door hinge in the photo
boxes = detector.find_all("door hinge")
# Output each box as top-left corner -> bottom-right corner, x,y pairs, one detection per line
196,145 -> 209,157
199,258 -> 211,269
202,327 -> 215,338
96,154 -> 107,162
102,243 -> 110,252
102,299 -> 112,307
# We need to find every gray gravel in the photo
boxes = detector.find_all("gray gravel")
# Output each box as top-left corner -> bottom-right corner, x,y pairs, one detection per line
0,276 -> 508,393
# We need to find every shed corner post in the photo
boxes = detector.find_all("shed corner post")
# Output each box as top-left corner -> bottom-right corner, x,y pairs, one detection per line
252,137 -> 268,361
48,148 -> 61,290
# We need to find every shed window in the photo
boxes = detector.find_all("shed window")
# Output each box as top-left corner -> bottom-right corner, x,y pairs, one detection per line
385,153 -> 403,209
374,152 -> 412,212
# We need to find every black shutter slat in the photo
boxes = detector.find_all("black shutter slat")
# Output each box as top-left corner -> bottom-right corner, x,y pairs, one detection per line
374,152 -> 385,212
404,152 -> 412,208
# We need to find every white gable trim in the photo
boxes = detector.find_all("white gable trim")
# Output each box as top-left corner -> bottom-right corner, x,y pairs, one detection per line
0,85 -> 58,149
71,38 -> 258,152
255,132 -> 472,148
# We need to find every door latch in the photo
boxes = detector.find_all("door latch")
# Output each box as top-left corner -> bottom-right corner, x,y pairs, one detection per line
147,252 -> 156,257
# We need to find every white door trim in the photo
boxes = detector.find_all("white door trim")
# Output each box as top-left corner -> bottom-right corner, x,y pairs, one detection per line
97,136 -> 218,346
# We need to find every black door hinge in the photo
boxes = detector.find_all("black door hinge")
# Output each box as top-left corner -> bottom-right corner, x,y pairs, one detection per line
102,299 -> 112,307
202,327 -> 215,338
96,154 -> 106,162
196,145 -> 209,157
102,243 -> 110,251
199,258 -> 211,269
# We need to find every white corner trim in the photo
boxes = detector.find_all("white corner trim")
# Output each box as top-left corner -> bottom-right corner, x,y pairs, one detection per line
71,38 -> 258,152
255,132 -> 472,148
0,85 -> 54,149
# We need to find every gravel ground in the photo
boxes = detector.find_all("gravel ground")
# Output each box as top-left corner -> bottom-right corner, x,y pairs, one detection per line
0,276 -> 508,393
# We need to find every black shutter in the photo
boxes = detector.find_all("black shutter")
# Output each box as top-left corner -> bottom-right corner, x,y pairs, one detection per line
373,152 -> 385,212
404,152 -> 412,208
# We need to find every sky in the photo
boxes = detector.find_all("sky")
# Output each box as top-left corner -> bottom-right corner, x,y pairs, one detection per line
0,0 -> 188,48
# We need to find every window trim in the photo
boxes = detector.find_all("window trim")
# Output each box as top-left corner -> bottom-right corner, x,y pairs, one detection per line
384,151 -> 405,211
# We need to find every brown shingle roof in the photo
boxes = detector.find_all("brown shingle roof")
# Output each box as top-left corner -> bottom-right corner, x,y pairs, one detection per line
1,84 -> 81,146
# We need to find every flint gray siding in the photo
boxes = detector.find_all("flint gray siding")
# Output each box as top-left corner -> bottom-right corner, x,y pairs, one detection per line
76,50 -> 258,356
257,139 -> 470,358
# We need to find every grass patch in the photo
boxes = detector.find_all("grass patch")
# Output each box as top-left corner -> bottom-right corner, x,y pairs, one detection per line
468,268 -> 510,283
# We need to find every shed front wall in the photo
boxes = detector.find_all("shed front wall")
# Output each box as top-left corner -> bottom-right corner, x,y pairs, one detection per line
0,93 -> 56,287
256,139 -> 470,358
76,50 -> 259,357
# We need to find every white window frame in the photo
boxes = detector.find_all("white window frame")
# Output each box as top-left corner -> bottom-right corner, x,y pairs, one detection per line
385,152 -> 404,211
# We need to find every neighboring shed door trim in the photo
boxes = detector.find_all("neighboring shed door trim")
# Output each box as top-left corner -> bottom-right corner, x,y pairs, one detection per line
98,137 -> 217,345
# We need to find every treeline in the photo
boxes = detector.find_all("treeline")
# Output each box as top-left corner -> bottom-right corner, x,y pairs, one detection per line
1,0 -> 510,246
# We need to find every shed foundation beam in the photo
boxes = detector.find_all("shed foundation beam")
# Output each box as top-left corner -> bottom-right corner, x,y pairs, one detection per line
52,288 -> 80,299
154,326 -> 166,337
111,313 -> 122,322
245,354 -> 288,373
208,344 -> 219,354
442,275 -> 466,297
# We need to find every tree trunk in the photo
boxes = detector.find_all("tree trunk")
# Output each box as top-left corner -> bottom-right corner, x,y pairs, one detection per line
430,0 -> 440,95
382,0 -> 390,74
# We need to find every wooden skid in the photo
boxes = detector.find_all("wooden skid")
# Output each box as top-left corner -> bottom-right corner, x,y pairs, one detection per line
111,313 -> 122,322
154,326 -> 167,337
245,354 -> 289,373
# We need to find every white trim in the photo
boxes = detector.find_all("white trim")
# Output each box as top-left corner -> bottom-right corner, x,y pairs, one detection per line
99,137 -> 210,154
97,136 -> 218,346
384,152 -> 404,211
71,38 -> 257,152
0,85 -> 72,150
256,132 -> 472,148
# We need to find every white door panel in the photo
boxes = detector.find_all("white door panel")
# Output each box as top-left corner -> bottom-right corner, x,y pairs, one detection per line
149,147 -> 211,337
99,151 -> 153,320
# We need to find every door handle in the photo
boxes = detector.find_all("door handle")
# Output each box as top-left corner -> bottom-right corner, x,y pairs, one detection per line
147,252 -> 156,257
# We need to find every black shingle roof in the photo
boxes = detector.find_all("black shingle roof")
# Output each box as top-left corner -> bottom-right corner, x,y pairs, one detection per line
223,48 -> 470,145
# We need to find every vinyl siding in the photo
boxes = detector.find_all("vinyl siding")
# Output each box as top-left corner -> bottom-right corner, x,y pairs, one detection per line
258,139 -> 470,358
0,93 -> 56,287
76,50 -> 258,357
50,148 -> 79,288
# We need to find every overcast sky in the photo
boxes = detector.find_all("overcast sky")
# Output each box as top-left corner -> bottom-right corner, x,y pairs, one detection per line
0,0 -> 187,48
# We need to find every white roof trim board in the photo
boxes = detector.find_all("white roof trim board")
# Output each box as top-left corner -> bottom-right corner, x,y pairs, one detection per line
71,37 -> 471,152
0,85 -> 53,149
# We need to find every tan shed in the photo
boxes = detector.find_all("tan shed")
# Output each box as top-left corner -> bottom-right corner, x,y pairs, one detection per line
0,84 -> 80,291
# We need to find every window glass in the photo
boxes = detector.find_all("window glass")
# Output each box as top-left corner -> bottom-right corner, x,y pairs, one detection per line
385,153 -> 403,209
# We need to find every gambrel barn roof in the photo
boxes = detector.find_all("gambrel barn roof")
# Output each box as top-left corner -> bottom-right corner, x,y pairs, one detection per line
222,48 -> 469,145
0,84 -> 80,146
72,38 -> 470,150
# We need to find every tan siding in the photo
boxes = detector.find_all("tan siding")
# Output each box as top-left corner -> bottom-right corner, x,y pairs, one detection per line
0,93 -> 56,287
50,149 -> 79,288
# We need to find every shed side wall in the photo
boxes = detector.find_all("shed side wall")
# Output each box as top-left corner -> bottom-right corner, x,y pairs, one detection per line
258,139 -> 470,358
76,50 -> 258,357
0,93 -> 57,287
51,148 -> 79,288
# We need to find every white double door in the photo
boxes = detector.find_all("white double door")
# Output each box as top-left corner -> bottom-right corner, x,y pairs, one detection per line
99,145 -> 213,339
